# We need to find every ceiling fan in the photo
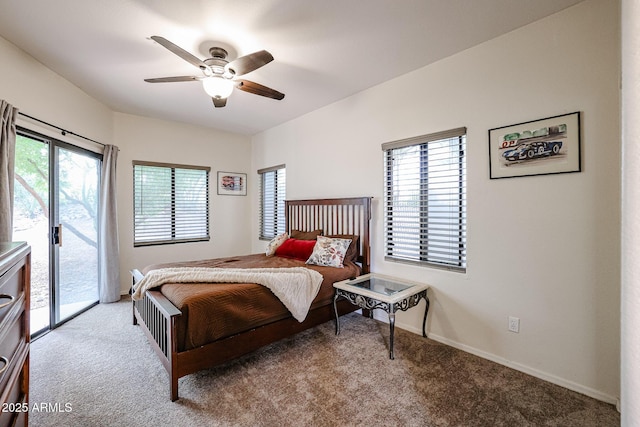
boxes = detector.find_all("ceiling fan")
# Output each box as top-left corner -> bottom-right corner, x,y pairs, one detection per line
144,36 -> 285,108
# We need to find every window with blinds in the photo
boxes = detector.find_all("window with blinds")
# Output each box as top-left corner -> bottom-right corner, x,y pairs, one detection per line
133,161 -> 210,246
382,128 -> 466,271
259,165 -> 286,240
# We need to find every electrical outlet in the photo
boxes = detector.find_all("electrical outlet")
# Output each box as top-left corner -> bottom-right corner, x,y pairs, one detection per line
508,316 -> 520,333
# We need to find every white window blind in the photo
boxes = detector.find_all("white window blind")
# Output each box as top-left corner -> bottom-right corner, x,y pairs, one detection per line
383,128 -> 466,271
133,161 -> 210,246
259,165 -> 286,240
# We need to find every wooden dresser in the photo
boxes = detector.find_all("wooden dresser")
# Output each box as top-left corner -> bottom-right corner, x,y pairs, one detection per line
0,242 -> 30,427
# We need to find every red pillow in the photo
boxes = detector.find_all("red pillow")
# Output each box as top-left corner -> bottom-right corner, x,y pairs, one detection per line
274,238 -> 317,261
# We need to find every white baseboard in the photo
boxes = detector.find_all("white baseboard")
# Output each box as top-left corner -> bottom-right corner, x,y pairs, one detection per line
373,312 -> 619,407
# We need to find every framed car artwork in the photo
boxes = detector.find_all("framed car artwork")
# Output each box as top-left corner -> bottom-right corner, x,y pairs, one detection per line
217,171 -> 247,195
488,111 -> 581,179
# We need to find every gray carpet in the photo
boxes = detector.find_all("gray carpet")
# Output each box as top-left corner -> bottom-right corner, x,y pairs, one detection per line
29,299 -> 619,426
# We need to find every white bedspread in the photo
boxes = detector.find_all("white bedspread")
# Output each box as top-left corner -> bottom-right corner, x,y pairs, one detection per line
131,267 -> 323,322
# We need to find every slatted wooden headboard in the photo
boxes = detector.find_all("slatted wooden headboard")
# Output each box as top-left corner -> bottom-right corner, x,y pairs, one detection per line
285,197 -> 372,273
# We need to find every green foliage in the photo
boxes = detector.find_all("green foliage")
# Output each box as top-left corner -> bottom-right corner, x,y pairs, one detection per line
14,135 -> 48,217
14,135 -> 100,246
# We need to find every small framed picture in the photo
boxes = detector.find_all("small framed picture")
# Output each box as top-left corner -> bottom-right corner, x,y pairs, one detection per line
217,171 -> 247,196
488,112 -> 581,179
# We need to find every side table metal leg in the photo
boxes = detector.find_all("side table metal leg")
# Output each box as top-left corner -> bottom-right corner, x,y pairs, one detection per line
422,297 -> 430,338
333,293 -> 341,335
388,312 -> 395,360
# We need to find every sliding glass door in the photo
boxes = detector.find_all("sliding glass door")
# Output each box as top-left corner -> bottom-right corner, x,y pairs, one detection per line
13,134 -> 50,334
53,145 -> 100,323
13,130 -> 101,335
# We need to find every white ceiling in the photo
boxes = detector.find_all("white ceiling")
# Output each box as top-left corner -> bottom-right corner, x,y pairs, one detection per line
0,0 -> 585,135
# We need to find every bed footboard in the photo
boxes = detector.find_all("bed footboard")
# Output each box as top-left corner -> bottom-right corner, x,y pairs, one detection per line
131,269 -> 182,401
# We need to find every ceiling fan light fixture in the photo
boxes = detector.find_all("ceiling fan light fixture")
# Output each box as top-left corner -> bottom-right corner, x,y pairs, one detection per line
146,37 -> 284,107
202,76 -> 234,99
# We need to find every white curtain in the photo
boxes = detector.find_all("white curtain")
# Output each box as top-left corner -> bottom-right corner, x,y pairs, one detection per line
622,0 -> 639,421
0,100 -> 18,242
99,144 -> 121,303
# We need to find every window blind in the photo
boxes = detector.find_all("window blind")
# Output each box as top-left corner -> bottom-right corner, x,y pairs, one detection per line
133,161 -> 210,246
383,129 -> 466,271
259,165 -> 286,240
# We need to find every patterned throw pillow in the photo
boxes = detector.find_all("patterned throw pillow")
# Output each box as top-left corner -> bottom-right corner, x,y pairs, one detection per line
265,232 -> 289,256
305,235 -> 352,268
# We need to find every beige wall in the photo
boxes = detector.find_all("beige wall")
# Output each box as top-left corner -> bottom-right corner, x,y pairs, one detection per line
251,0 -> 620,403
0,36 -> 112,149
114,113 -> 253,289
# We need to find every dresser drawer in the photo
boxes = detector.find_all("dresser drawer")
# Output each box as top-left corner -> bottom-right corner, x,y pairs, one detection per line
0,351 -> 28,427
0,260 -> 26,328
0,312 -> 26,399
0,243 -> 29,427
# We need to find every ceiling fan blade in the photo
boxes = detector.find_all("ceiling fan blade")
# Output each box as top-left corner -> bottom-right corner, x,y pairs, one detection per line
212,97 -> 227,108
235,80 -> 285,100
226,50 -> 274,76
144,76 -> 202,83
150,36 -> 208,70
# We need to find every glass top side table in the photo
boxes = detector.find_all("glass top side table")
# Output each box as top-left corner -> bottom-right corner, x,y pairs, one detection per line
333,273 -> 430,360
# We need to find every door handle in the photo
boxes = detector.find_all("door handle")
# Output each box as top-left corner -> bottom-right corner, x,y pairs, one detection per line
52,224 -> 63,247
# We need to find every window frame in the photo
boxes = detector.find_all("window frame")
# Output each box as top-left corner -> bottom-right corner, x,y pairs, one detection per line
133,160 -> 210,247
382,128 -> 467,272
258,164 -> 286,240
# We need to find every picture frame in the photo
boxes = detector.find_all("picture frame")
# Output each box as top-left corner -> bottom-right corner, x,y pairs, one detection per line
488,111 -> 581,179
217,171 -> 247,196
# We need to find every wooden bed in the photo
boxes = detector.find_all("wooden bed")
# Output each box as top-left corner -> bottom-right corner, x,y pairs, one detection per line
131,197 -> 371,401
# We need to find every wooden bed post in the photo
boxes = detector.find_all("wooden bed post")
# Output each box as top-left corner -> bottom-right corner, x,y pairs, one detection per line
169,316 -> 179,401
131,269 -> 144,325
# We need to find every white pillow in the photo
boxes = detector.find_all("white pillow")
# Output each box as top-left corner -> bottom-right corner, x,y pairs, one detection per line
265,232 -> 289,256
306,235 -> 352,268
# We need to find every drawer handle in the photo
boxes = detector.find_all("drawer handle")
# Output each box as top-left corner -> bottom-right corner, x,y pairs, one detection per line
0,294 -> 15,310
0,357 -> 8,376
